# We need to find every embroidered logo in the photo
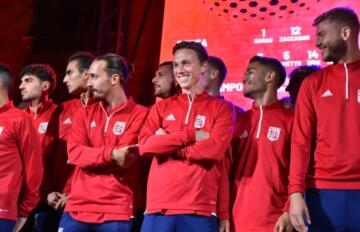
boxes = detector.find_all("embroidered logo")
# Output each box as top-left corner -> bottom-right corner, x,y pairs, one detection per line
267,127 -> 281,142
321,90 -> 333,97
194,115 -> 206,129
240,130 -> 248,139
113,121 -> 126,135
0,126 -> 3,135
90,121 -> 96,128
38,122 -> 48,134
165,114 -> 176,121
357,89 -> 360,103
63,118 -> 72,125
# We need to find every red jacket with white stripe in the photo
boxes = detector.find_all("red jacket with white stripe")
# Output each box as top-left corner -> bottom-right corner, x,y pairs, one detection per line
65,98 -> 148,221
289,59 -> 360,194
138,92 -> 235,215
52,98 -> 95,194
0,102 -> 43,220
231,102 -> 293,231
23,100 -> 59,201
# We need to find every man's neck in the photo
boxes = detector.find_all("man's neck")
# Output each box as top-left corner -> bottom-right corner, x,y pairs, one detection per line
29,96 -> 48,112
338,47 -> 360,63
253,90 -> 278,106
104,88 -> 128,111
0,93 -> 9,108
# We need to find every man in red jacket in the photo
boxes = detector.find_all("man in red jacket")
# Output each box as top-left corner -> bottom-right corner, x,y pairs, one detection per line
0,64 -> 43,232
139,41 -> 235,232
19,63 -> 59,232
230,56 -> 293,232
289,7 -> 360,232
203,55 -> 243,232
46,52 -> 95,228
58,53 -> 148,232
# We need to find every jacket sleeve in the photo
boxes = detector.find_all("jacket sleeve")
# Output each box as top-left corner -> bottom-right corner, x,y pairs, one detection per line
138,104 -> 196,156
217,150 -> 232,220
67,107 -> 114,169
176,103 -> 235,163
289,79 -> 316,194
17,115 -> 44,217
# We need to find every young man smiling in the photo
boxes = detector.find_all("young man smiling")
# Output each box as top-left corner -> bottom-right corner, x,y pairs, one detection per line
139,41 -> 235,232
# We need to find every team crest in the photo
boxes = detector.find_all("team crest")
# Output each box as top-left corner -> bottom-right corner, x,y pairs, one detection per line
267,126 -> 281,142
194,115 -> 206,129
113,121 -> 126,135
38,122 -> 48,134
357,89 -> 360,103
0,126 -> 3,135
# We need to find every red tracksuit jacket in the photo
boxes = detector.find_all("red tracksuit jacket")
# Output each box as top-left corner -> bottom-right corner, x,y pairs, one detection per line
231,102 -> 293,231
65,98 -> 148,222
0,102 -> 43,220
138,92 -> 235,215
52,98 -> 95,194
23,100 -> 59,201
289,59 -> 360,194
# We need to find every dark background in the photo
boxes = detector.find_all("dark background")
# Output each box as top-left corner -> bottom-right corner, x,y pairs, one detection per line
0,0 -> 165,106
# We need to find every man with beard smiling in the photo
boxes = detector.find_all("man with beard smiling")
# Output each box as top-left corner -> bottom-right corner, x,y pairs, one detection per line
230,56 -> 293,232
139,41 -> 235,232
289,7 -> 360,232
152,61 -> 179,101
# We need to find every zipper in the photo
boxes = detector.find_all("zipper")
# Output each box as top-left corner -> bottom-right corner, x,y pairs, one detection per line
344,63 -> 349,100
256,105 -> 263,139
185,94 -> 194,125
100,103 -> 123,132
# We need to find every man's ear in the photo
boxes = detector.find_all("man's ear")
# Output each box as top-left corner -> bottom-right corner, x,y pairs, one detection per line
341,26 -> 351,41
200,62 -> 207,75
265,71 -> 276,84
111,74 -> 121,85
210,69 -> 219,80
41,80 -> 51,92
82,69 -> 90,81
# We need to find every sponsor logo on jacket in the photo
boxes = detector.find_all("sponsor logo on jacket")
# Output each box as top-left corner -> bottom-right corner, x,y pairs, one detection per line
267,127 -> 281,141
90,121 -> 96,128
38,122 -> 48,134
194,115 -> 206,129
63,118 -> 72,125
165,114 -> 176,121
0,126 -> 3,135
113,121 -> 126,135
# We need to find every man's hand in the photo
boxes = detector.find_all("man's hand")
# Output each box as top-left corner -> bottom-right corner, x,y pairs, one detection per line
14,217 -> 27,232
54,194 -> 68,211
274,212 -> 293,232
289,192 -> 311,232
219,219 -> 230,232
195,130 -> 209,141
111,144 -> 139,167
47,192 -> 63,208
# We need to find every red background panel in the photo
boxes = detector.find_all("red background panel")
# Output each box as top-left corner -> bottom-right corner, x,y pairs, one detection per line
160,0 -> 360,110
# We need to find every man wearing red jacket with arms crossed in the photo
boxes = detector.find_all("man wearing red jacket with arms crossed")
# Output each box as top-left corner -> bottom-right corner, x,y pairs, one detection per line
139,41 -> 235,232
289,7 -> 360,232
59,53 -> 148,232
0,64 -> 43,232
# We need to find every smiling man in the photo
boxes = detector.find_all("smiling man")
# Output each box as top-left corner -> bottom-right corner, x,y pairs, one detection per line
288,7 -> 360,232
231,56 -> 293,232
139,41 -> 235,232
152,61 -> 178,100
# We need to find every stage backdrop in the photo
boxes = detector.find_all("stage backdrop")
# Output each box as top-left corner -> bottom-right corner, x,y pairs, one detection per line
159,0 -> 360,110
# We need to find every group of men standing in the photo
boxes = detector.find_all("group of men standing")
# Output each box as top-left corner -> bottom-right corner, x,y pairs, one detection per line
0,7 -> 359,232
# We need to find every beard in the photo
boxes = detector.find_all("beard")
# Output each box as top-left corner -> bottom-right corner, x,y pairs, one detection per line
323,38 -> 348,63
